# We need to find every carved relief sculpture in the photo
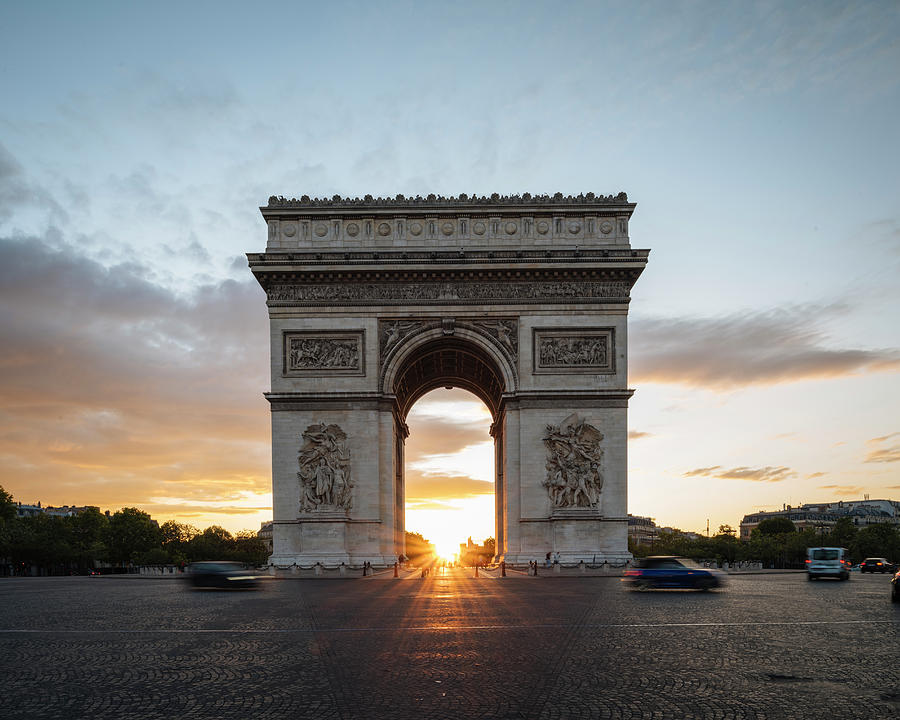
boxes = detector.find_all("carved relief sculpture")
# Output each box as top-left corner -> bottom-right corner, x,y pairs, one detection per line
270,281 -> 632,306
297,423 -> 353,513
283,332 -> 364,375
471,319 -> 518,361
543,414 -> 604,509
533,329 -> 614,374
380,320 -> 429,361
540,336 -> 606,367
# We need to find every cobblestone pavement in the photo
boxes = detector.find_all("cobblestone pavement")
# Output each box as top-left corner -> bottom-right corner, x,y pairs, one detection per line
1,570 -> 898,719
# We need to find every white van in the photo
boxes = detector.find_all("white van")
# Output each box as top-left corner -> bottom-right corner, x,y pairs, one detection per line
806,547 -> 851,581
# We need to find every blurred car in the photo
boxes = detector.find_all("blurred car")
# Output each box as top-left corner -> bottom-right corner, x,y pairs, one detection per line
185,561 -> 259,589
860,557 -> 893,574
806,546 -> 850,581
623,556 -> 723,591
892,570 -> 899,603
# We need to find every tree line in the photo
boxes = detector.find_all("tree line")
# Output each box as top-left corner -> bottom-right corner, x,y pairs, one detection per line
0,486 -> 268,575
632,517 -> 900,568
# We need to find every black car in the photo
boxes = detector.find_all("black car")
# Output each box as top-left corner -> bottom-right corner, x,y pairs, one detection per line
892,570 -> 899,603
860,557 -> 893,574
623,556 -> 723,591
185,561 -> 260,589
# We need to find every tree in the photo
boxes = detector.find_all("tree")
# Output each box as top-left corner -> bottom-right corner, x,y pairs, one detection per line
852,523 -> 900,563
0,485 -> 15,523
160,520 -> 198,564
104,508 -> 161,565
0,485 -> 17,572
756,517 -> 796,535
188,525 -> 234,561
826,517 -> 857,549
232,531 -> 269,567
404,531 -> 434,564
65,508 -> 108,568
708,526 -> 741,564
483,537 -> 496,558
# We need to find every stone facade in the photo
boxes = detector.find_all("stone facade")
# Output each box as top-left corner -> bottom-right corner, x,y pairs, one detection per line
249,193 -> 649,566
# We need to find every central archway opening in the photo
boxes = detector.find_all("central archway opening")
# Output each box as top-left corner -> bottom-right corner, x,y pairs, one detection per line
404,388 -> 495,562
385,331 -> 513,564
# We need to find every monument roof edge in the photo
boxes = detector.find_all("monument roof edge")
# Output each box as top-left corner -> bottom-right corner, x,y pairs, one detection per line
259,192 -> 635,215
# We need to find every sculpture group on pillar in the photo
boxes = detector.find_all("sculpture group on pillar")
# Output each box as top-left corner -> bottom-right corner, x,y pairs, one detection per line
543,414 -> 604,509
298,423 -> 353,513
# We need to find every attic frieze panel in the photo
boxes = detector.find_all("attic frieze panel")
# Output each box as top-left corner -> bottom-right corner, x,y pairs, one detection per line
265,213 -> 631,248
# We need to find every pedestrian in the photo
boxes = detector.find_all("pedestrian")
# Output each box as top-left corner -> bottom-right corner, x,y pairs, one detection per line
545,551 -> 552,568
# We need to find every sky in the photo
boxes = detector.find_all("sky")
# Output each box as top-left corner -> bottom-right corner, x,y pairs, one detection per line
1,1 -> 898,545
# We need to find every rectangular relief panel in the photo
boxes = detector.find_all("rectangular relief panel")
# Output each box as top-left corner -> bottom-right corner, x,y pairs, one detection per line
532,327 -> 615,374
283,330 -> 365,376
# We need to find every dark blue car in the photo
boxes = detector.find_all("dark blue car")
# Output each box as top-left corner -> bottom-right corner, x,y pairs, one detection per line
623,556 -> 724,591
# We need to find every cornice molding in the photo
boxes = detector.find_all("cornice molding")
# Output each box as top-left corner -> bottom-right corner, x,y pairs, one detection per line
263,191 -> 631,211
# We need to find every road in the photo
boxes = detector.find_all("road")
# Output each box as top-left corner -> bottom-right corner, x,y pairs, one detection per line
1,569 -> 898,719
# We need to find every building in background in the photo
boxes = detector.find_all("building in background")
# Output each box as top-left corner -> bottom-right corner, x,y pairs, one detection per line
627,514 -> 659,545
740,499 -> 900,540
15,502 -> 99,519
257,521 -> 273,555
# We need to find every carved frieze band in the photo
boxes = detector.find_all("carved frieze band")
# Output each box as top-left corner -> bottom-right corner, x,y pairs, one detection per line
283,331 -> 365,376
268,281 -> 631,307
533,328 -> 615,374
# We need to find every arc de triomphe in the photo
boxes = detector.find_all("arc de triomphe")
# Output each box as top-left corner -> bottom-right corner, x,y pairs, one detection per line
248,193 -> 649,566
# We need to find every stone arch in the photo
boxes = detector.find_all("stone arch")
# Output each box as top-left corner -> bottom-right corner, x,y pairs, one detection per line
250,192 -> 647,568
381,325 -> 517,420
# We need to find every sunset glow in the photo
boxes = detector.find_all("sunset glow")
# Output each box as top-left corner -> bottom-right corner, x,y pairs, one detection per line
0,2 -> 898,544
405,390 -> 495,552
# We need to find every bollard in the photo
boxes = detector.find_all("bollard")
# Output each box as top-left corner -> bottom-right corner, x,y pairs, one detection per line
501,561 -> 506,577
393,562 -> 398,578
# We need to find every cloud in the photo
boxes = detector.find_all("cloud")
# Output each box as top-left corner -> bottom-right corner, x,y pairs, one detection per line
405,415 -> 492,460
683,465 -> 722,477
628,430 -> 653,440
630,307 -> 900,389
0,232 -> 270,524
683,465 -> 796,482
819,485 -> 865,496
405,472 -> 494,501
864,433 -> 900,464
806,472 -> 827,479
0,142 -> 68,223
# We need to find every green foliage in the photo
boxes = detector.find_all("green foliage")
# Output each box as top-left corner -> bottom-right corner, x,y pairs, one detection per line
404,531 -> 434,563
483,537 -> 496,558
629,522 -> 900,569
826,517 -> 857,548
104,508 -> 162,565
0,485 -> 16,523
137,547 -> 171,565
0,487 -> 270,573
852,523 -> 900,563
231,531 -> 270,567
756,517 -> 796,535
